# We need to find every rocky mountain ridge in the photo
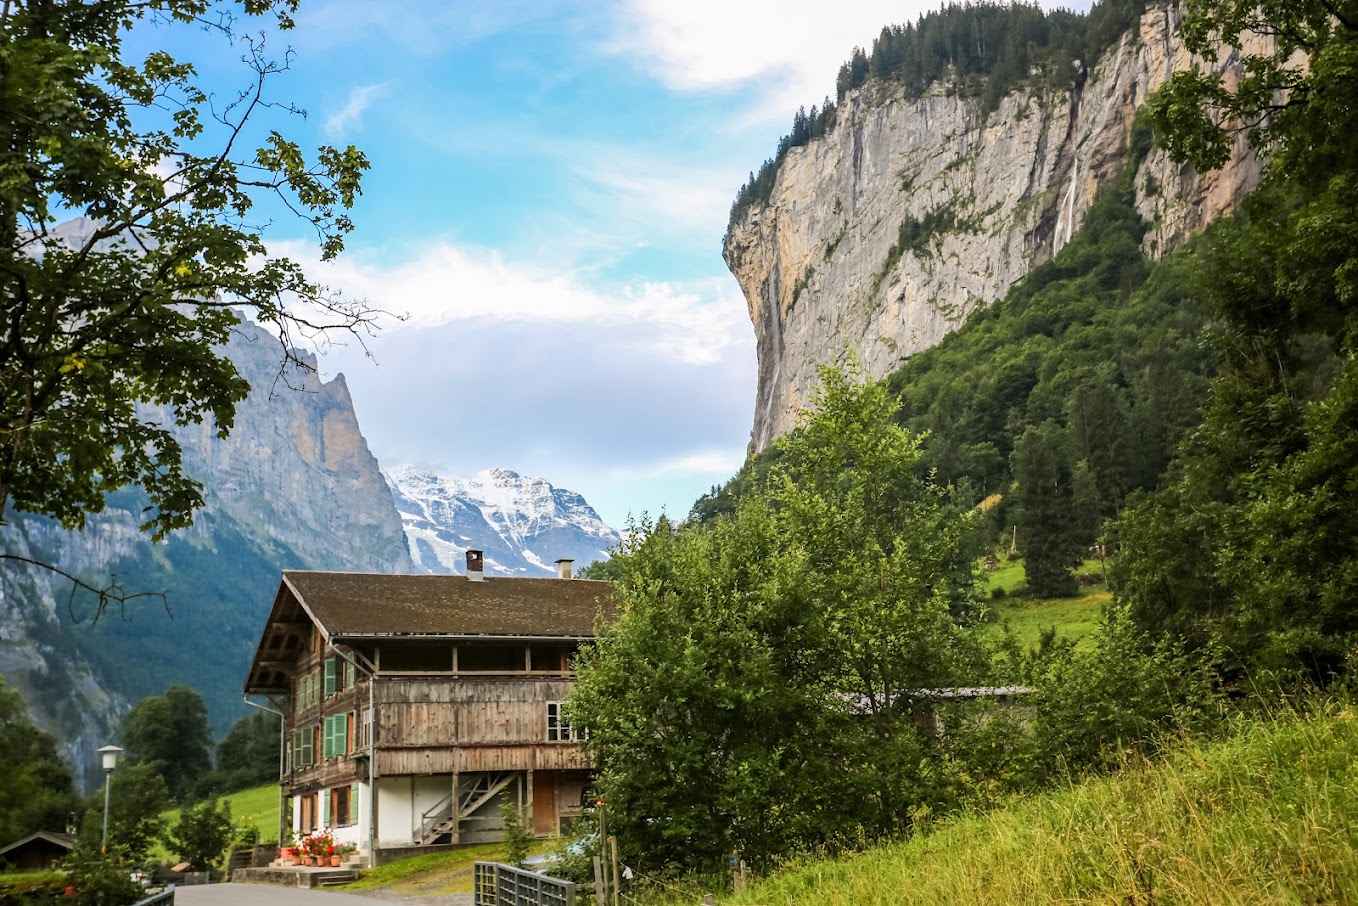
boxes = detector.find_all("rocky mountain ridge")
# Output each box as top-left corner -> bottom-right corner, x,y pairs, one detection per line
385,465 -> 619,578
724,2 -> 1268,452
0,318 -> 413,780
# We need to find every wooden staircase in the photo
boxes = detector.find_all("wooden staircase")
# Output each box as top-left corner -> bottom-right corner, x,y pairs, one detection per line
419,772 -> 516,844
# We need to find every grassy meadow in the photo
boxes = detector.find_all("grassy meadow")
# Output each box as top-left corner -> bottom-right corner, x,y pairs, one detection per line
981,557 -> 1110,650
338,840 -> 554,896
636,702 -> 1358,905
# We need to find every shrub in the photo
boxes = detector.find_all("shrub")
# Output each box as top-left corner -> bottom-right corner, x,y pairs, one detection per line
498,801 -> 532,869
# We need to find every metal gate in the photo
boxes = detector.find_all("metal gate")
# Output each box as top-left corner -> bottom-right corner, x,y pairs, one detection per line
474,862 -> 575,906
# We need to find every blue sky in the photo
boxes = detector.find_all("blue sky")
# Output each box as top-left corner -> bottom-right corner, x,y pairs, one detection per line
158,0 -> 1088,528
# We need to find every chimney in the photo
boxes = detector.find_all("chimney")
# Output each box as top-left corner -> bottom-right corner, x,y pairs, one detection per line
555,559 -> 574,580
466,549 -> 485,581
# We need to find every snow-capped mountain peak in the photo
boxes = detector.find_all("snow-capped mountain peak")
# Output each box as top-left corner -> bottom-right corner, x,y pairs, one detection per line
383,465 -> 619,577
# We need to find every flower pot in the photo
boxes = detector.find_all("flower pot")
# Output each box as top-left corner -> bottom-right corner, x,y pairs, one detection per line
329,856 -> 341,867
305,856 -> 317,866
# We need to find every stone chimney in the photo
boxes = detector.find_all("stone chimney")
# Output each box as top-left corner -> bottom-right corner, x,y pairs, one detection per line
466,549 -> 485,581
555,559 -> 574,580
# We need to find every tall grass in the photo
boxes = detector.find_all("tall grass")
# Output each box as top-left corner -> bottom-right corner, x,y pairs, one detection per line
706,703 -> 1358,904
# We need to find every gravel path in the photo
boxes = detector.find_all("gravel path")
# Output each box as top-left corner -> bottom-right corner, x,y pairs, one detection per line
174,883 -> 473,905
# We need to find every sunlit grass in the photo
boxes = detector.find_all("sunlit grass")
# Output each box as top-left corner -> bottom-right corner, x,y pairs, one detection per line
703,703 -> 1358,905
982,557 -> 1109,650
154,782 -> 282,862
340,839 -> 555,895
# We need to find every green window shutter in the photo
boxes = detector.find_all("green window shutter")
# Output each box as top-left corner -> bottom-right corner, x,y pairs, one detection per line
345,660 -> 356,689
302,726 -> 314,766
323,658 -> 337,696
322,716 -> 332,759
321,789 -> 331,827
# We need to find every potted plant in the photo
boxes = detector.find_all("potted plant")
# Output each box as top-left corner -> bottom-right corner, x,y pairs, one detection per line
301,828 -> 335,867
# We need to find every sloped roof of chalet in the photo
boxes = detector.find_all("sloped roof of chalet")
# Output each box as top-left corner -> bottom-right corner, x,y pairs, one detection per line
244,571 -> 617,695
0,831 -> 74,858
283,570 -> 615,639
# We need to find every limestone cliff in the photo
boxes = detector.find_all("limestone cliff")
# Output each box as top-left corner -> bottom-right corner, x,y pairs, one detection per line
0,317 -> 412,782
724,3 -> 1266,452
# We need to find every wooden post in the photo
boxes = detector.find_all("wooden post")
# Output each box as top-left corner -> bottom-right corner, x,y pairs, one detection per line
525,770 -> 535,836
596,800 -> 610,905
451,772 -> 461,845
592,856 -> 607,906
609,835 -> 621,906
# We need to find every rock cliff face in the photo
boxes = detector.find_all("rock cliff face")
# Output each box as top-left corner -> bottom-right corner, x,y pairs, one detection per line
166,320 -> 412,573
0,317 -> 412,782
724,3 -> 1267,452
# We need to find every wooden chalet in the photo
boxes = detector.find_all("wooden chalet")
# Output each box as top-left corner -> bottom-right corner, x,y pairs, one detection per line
243,552 -> 613,858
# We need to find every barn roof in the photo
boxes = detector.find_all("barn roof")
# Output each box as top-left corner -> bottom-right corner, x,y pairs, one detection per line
244,571 -> 616,695
282,570 -> 613,638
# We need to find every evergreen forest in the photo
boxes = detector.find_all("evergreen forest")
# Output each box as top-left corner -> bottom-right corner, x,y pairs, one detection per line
727,0 -> 1148,229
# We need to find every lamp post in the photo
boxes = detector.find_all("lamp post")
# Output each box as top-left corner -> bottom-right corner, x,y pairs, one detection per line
96,745 -> 122,854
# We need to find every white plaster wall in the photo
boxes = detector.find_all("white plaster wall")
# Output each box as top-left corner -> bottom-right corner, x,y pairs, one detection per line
377,776 -> 414,847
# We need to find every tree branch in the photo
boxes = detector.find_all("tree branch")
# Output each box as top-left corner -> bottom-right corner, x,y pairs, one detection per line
0,554 -> 169,623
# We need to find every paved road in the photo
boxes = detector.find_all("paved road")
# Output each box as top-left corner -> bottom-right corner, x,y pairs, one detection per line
174,884 -> 473,906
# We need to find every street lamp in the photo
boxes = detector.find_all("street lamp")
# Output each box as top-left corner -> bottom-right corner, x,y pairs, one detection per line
96,745 -> 122,854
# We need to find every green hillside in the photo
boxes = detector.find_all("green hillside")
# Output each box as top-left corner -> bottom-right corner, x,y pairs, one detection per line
709,703 -> 1358,905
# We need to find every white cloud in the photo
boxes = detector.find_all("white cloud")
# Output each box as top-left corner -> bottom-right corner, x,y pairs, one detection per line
324,83 -> 388,137
611,0 -> 911,115
612,0 -> 1097,119
572,147 -> 736,236
601,449 -> 747,482
277,238 -> 749,367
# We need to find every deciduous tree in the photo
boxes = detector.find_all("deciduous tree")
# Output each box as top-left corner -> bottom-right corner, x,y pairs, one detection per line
0,677 -> 79,843
122,685 -> 212,802
0,0 -> 381,615
570,364 -> 986,872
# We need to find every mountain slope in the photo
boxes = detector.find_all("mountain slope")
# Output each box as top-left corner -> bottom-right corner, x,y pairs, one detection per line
0,319 -> 413,780
385,465 -> 619,577
724,1 -> 1266,452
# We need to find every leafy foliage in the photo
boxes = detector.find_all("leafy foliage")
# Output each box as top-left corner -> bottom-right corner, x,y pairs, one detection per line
0,678 -> 79,846
1116,0 -> 1358,678
78,762 -> 168,862
121,686 -> 212,803
497,801 -> 532,870
62,844 -> 145,906
169,798 -> 233,872
570,365 -> 987,873
0,0 -> 379,589
212,711 -> 281,794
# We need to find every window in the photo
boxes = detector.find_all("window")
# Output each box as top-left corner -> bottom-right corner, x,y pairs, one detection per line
357,708 -> 371,750
323,713 -> 353,759
530,646 -> 568,672
323,658 -> 337,696
331,785 -> 356,827
546,702 -> 583,742
380,642 -> 453,672
296,670 -> 321,711
293,726 -> 315,767
299,792 -> 318,832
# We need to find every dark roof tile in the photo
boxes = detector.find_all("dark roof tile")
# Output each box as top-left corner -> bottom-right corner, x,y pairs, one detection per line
282,571 -> 614,639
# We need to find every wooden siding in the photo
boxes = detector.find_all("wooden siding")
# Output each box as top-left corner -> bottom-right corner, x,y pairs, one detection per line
277,641 -> 592,798
377,744 -> 591,775
377,678 -> 576,747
